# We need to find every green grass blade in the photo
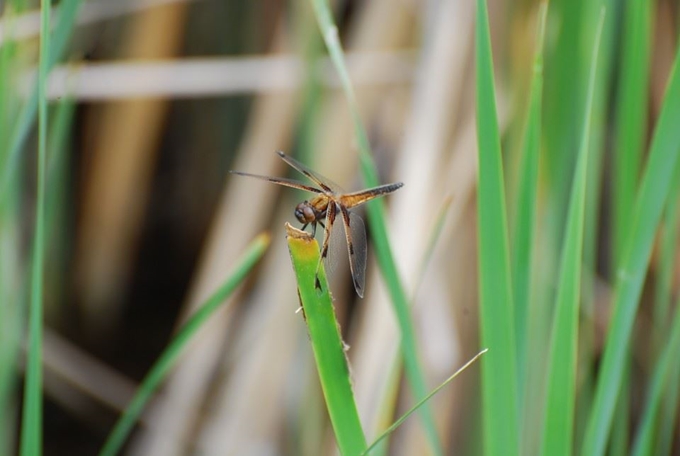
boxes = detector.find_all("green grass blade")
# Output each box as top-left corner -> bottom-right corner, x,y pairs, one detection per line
362,349 -> 488,456
649,152 -> 680,455
612,0 -> 651,268
653,160 -> 680,330
655,338 -> 680,455
98,234 -> 270,456
1,0 -> 83,199
539,10 -> 604,456
630,301 -> 680,456
581,33 -> 680,456
19,0 -> 50,453
0,15 -> 18,160
512,2 -> 547,390
0,9 -> 22,453
542,0 -> 585,233
285,224 -> 366,456
475,0 -> 519,454
46,97 -> 76,233
308,1 -> 442,453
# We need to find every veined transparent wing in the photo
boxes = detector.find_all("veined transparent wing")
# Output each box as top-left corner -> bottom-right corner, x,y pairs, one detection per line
229,170 -> 322,194
338,206 -> 367,298
277,151 -> 344,194
323,204 -> 345,282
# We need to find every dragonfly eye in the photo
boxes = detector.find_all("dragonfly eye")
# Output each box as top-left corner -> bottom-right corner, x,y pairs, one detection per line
295,203 -> 316,224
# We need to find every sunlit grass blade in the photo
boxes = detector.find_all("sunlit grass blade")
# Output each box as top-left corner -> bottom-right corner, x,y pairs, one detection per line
612,0 -> 651,268
512,2 -> 546,391
581,33 -> 680,456
541,0 -> 585,233
1,0 -> 83,199
630,301 -> 680,456
98,233 -> 270,456
19,0 -> 51,453
362,349 -> 488,456
285,224 -> 366,456
308,1 -> 441,453
540,10 -> 604,456
475,0 -> 519,454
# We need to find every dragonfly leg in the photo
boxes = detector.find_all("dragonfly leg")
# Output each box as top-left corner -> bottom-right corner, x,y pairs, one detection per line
315,203 -> 336,290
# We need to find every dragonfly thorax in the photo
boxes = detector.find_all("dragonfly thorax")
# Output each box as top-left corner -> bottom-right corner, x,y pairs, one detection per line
295,202 -> 318,224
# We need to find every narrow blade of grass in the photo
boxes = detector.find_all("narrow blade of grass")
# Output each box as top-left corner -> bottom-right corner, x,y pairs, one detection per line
98,233 -> 270,456
45,96 -> 76,236
285,224 -> 366,456
0,8 -> 22,454
1,0 -> 83,199
362,349 -> 488,456
649,142 -> 680,455
542,0 -> 585,235
19,0 -> 50,453
612,0 -> 651,268
512,1 -> 547,392
630,300 -> 680,456
581,33 -> 680,456
308,1 -> 442,453
475,0 -> 519,454
655,335 -> 680,455
540,10 -> 605,456
653,159 -> 680,330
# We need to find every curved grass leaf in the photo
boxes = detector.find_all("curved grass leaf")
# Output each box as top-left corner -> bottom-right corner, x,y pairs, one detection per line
99,233 -> 270,456
512,1 -> 547,391
286,224 -> 366,456
1,0 -> 83,200
653,160 -> 680,330
581,31 -> 680,456
307,1 -> 441,453
630,301 -> 680,456
475,0 -> 519,454
612,0 -> 651,268
19,0 -> 51,453
539,10 -> 605,456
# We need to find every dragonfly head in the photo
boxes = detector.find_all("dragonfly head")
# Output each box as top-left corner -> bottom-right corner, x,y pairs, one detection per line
295,202 -> 317,224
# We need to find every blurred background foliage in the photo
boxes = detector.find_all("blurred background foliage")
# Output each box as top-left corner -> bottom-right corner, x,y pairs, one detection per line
1,0 -> 680,454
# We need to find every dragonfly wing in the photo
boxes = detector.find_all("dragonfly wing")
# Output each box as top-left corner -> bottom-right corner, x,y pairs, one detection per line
277,151 -> 344,194
324,205 -> 345,280
229,170 -> 322,194
339,206 -> 367,298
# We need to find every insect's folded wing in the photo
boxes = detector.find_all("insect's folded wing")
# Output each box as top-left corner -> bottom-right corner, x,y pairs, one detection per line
342,209 -> 367,298
324,207 -> 345,280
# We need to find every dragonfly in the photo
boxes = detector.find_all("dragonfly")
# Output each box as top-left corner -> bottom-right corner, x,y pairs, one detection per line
230,151 -> 403,298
